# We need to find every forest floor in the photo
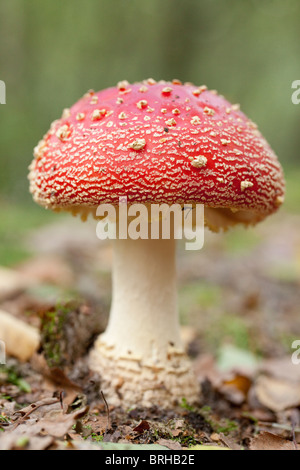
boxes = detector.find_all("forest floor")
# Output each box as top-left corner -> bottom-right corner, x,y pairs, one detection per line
0,204 -> 300,451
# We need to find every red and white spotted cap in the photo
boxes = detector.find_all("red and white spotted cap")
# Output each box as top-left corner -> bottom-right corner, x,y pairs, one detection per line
29,78 -> 285,229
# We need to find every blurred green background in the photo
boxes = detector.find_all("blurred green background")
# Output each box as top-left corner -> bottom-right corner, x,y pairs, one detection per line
0,0 -> 299,254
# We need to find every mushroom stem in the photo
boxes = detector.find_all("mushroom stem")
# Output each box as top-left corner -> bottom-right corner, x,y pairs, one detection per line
90,236 -> 200,407
108,236 -> 181,359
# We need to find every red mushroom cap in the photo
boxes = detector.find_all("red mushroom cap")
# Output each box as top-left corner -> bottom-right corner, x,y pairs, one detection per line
29,79 -> 285,229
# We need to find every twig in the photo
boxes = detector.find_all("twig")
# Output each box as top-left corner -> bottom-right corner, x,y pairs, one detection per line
291,410 -> 299,450
59,390 -> 64,411
100,390 -> 111,431
258,421 -> 300,434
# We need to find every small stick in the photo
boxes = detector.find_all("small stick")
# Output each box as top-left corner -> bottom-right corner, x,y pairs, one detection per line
59,390 -> 64,411
100,390 -> 111,431
291,410 -> 299,450
258,421 -> 300,434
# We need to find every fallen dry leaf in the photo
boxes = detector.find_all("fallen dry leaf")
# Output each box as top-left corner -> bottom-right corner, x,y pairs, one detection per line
255,375 -> 300,412
83,413 -> 112,435
193,353 -> 222,387
219,432 -> 242,450
12,397 -> 61,424
259,357 -> 300,383
0,401 -> 88,450
133,420 -> 150,433
221,373 -> 252,405
223,374 -> 252,396
157,438 -> 182,450
0,433 -> 53,451
15,406 -> 88,438
250,432 -> 297,451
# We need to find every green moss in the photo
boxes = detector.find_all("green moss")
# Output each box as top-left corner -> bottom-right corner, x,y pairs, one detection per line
180,397 -> 196,413
0,414 -> 11,432
176,434 -> 197,448
0,414 -> 10,424
40,302 -> 75,368
159,419 -> 198,448
0,364 -> 31,393
90,433 -> 104,442
200,407 -> 238,436
215,419 -> 239,435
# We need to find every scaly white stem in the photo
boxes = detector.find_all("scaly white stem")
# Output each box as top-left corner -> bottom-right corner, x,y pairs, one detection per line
90,237 -> 200,407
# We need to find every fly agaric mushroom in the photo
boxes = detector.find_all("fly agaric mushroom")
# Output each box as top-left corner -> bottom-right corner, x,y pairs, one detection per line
28,79 -> 285,407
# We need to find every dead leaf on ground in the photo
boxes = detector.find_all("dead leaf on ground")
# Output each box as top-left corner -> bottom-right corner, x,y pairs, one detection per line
133,420 -> 150,433
157,438 -> 182,450
13,397 -> 61,423
193,353 -> 222,387
220,373 -> 252,405
259,357 -> 300,383
254,375 -> 300,412
15,406 -> 88,438
250,432 -> 297,451
219,432 -> 242,450
0,401 -> 88,450
0,433 -> 53,451
171,419 -> 185,437
84,414 -> 112,436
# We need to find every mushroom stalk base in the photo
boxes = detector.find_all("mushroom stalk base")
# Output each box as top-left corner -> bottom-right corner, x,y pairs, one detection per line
89,236 -> 200,408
